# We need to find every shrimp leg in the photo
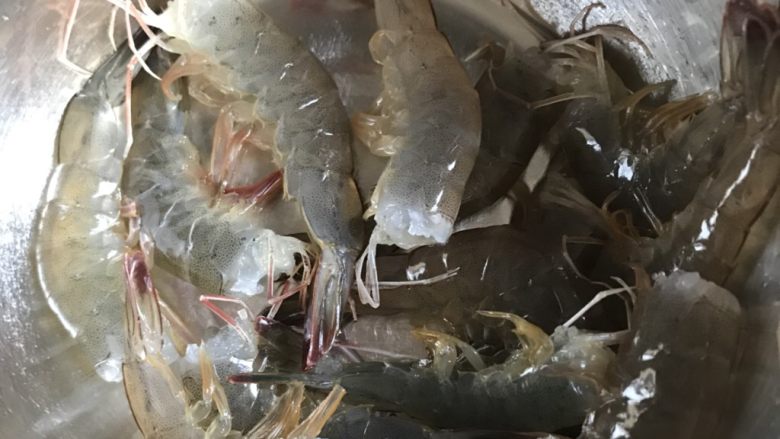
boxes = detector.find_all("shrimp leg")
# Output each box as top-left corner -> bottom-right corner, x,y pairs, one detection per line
123,249 -> 237,438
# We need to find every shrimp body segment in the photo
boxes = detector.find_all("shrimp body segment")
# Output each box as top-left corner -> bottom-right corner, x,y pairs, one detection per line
35,43 -> 133,382
129,0 -> 364,365
358,0 -> 481,250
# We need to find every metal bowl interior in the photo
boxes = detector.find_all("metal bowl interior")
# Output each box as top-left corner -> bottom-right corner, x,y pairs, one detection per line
3,0 -> 776,438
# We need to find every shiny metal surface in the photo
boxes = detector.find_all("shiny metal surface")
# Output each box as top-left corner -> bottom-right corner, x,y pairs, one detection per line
530,0 -> 727,96
0,0 -> 752,437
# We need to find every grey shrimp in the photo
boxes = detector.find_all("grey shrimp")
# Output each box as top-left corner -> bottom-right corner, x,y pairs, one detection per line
580,271 -> 741,438
642,0 -> 780,284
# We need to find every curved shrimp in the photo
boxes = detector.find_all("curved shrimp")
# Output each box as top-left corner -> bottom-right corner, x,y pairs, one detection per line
123,248 -> 241,438
123,71 -> 309,304
642,0 -> 780,284
114,0 -> 364,367
34,41 -> 138,382
233,311 -> 614,433
353,0 -> 482,308
353,225 -> 599,349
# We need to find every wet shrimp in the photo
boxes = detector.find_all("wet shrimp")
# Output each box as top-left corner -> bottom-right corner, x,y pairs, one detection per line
233,311 -> 614,433
580,271 -> 742,438
641,0 -> 780,284
34,41 -> 139,382
363,224 -> 609,343
122,249 -> 238,438
634,98 -> 745,222
125,250 -> 341,438
123,54 -> 309,307
354,0 -> 482,307
340,314 -> 444,362
111,0 -> 364,367
458,47 -> 564,220
554,79 -> 744,229
321,405 -> 570,439
532,18 -> 741,229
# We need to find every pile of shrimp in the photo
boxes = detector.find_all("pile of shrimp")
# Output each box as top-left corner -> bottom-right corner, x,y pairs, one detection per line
36,0 -> 778,437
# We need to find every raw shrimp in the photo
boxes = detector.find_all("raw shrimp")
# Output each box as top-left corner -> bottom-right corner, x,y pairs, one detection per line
340,314 -> 441,362
535,19 -> 741,229
321,406 -> 570,439
718,194 -> 780,438
34,41 -> 136,382
458,48 -> 563,220
362,225 -> 599,343
116,0 -> 364,367
643,0 -> 780,284
354,0 -> 481,307
122,249 -> 237,438
580,271 -> 741,438
554,79 -> 743,228
123,57 -> 308,302
635,97 -> 744,222
233,312 -> 614,433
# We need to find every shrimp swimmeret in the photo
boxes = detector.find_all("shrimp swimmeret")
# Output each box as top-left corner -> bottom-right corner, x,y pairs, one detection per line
93,0 -> 365,367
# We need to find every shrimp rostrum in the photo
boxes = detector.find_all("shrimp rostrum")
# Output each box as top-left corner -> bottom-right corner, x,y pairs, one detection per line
112,0 -> 365,367
354,0 -> 481,307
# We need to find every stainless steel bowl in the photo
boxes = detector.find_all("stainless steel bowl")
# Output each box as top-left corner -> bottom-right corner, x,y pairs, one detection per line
1,0 -> 776,437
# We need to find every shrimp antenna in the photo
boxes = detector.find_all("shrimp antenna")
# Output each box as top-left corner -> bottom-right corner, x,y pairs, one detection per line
563,283 -> 636,329
108,5 -> 120,50
103,0 -> 175,76
199,294 -> 255,346
355,231 -> 381,308
57,0 -> 91,75
568,1 -> 606,37
355,230 -> 460,308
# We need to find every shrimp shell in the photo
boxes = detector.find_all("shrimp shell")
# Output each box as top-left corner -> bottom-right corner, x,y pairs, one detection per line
35,42 -> 133,382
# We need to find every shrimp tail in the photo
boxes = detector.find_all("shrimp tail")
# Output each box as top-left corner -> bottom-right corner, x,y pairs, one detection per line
722,0 -> 780,116
304,247 -> 355,369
